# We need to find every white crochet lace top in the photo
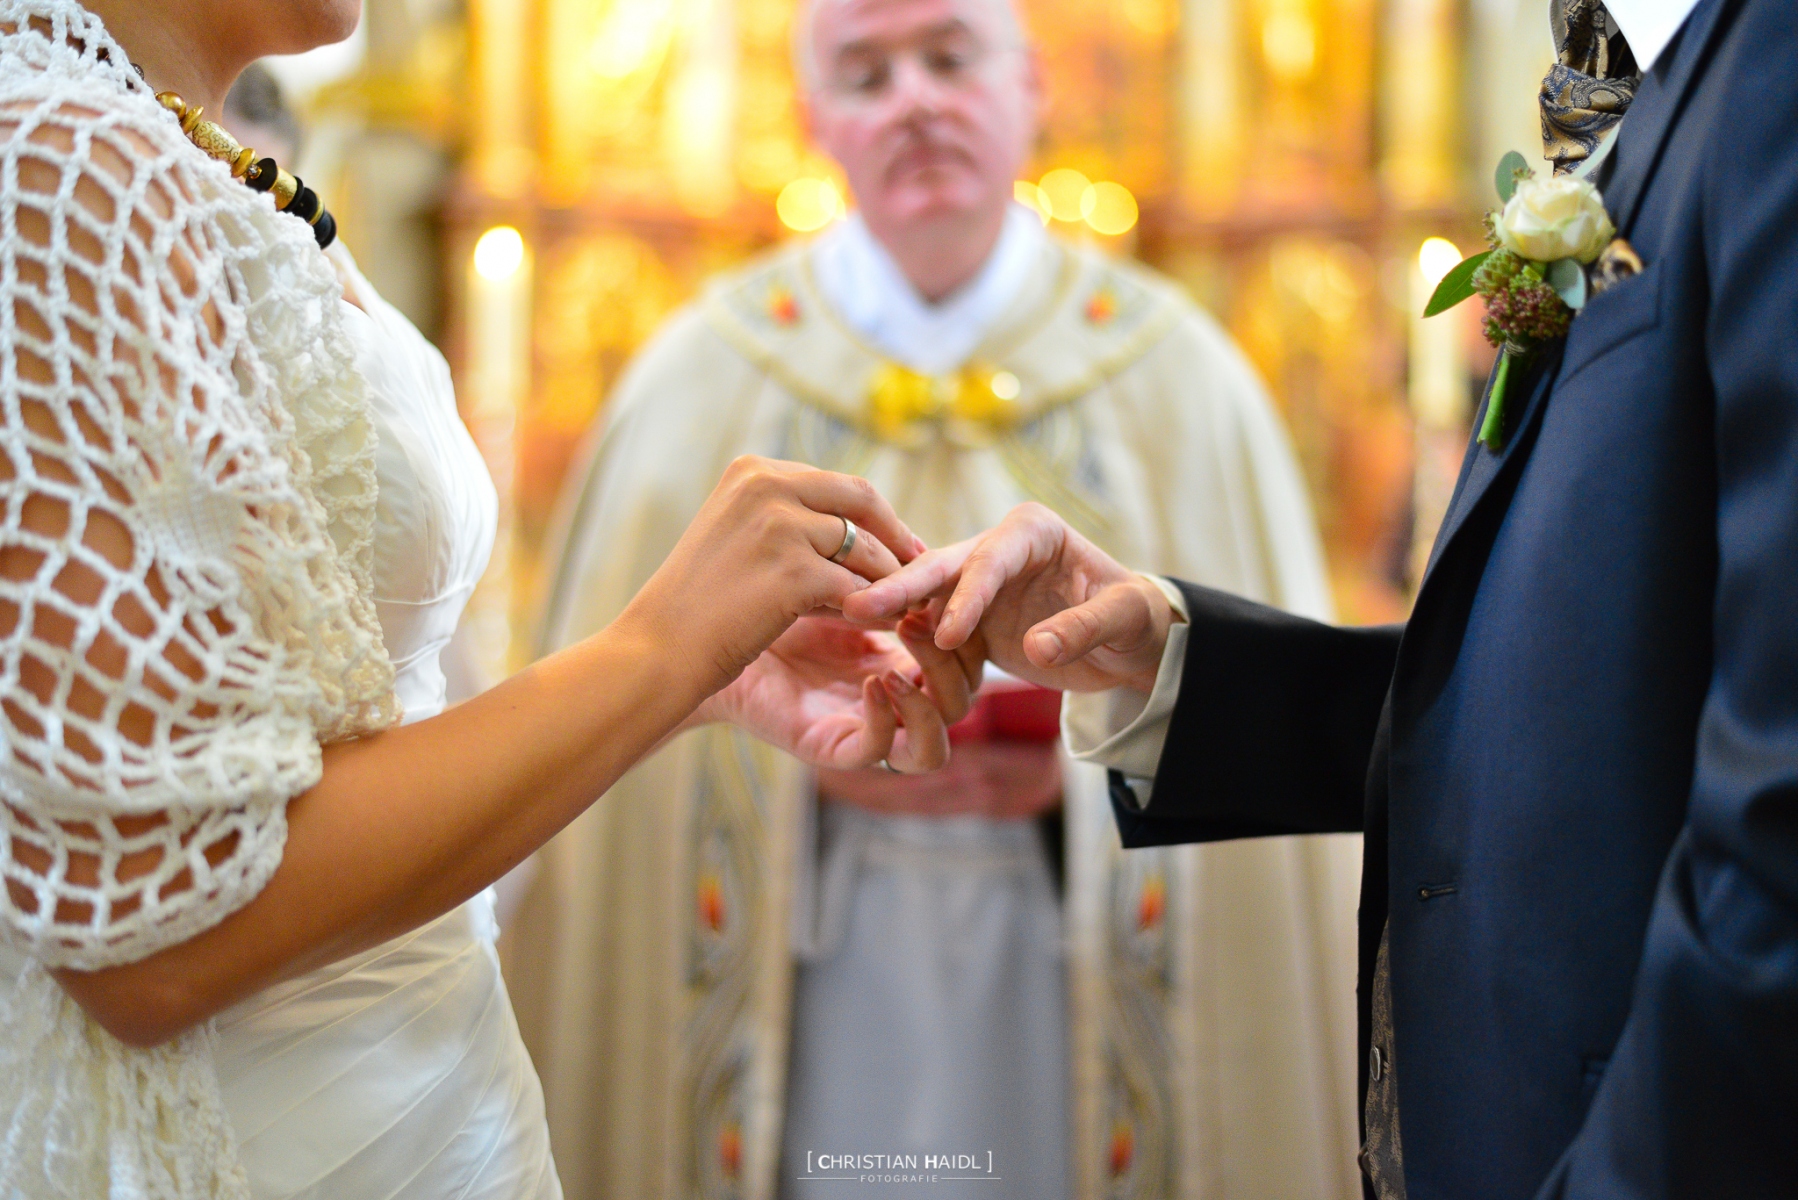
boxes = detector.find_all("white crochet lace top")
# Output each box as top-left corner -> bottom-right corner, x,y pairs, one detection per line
0,2 -> 403,1194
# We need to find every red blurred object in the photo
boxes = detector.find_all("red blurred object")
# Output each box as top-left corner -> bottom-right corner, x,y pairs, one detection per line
1108,1121 -> 1135,1178
697,874 -> 725,933
948,685 -> 1063,744
719,1122 -> 743,1179
1136,874 -> 1166,931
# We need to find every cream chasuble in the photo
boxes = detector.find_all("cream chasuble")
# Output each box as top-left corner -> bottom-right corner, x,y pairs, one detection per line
510,217 -> 1364,1200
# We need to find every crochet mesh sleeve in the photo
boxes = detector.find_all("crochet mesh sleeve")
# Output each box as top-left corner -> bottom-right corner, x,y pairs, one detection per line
0,84 -> 396,971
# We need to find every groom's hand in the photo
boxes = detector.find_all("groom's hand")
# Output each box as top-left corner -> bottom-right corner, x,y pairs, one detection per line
699,613 -> 979,773
844,503 -> 1180,694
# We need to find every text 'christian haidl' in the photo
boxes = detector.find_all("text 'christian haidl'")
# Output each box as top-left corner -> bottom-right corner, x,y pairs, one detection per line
803,1152 -> 997,1174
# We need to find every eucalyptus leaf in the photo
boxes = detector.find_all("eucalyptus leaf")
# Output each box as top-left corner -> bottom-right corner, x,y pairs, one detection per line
1424,250 -> 1492,318
1546,257 -> 1588,310
1495,150 -> 1530,203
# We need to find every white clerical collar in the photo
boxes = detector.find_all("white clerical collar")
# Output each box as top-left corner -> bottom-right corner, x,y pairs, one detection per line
1604,0 -> 1703,75
811,203 -> 1045,376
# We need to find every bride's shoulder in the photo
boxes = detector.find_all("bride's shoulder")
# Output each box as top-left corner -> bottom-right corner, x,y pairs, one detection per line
0,84 -> 192,186
0,26 -> 217,230
0,86 -> 250,345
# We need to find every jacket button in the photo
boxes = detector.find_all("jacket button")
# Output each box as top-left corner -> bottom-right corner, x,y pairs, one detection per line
1369,1046 -> 1385,1082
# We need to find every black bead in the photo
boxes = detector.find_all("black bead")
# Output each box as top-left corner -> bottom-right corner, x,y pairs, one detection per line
287,182 -> 320,223
312,210 -> 337,249
246,158 -> 278,193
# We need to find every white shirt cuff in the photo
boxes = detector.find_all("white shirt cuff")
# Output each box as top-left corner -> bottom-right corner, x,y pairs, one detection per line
1061,577 -> 1189,809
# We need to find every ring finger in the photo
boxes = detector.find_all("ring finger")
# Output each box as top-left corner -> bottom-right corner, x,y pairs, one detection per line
880,670 -> 951,773
898,617 -> 977,725
808,511 -> 902,583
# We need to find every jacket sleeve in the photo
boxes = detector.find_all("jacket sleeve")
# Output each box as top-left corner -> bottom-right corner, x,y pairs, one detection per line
1544,6 -> 1798,1194
1112,580 -> 1401,848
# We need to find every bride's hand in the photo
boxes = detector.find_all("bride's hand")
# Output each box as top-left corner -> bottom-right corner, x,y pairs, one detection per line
616,456 -> 924,704
698,613 -> 982,771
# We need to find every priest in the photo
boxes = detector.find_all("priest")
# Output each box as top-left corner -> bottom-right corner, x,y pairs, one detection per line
514,0 -> 1362,1197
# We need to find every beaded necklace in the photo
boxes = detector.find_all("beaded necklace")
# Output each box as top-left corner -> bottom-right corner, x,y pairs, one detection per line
151,87 -> 338,249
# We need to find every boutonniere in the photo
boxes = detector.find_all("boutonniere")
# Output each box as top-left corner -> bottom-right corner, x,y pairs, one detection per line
1425,151 -> 1628,450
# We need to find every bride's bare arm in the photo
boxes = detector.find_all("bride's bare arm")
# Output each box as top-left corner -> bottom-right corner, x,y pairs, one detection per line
45,457 -> 939,1047
0,104 -> 951,1047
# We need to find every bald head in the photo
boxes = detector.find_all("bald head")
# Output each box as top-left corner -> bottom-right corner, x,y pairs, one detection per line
800,0 -> 1042,298
794,0 -> 1024,91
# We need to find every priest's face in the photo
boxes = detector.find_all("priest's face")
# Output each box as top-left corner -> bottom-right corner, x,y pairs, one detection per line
805,0 -> 1041,235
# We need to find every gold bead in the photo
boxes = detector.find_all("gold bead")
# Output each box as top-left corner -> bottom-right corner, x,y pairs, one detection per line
189,119 -> 243,162
231,147 -> 256,178
155,91 -> 186,117
271,169 -> 299,210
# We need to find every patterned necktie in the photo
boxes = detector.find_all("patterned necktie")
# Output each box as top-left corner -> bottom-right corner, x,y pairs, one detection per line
1540,0 -> 1640,174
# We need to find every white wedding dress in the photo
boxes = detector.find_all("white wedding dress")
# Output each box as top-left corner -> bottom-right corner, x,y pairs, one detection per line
204,249 -> 561,1200
0,7 -> 560,1190
0,240 -> 560,1199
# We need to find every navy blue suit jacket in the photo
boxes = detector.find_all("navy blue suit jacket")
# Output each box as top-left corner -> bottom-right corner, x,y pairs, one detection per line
1113,2 -> 1797,1195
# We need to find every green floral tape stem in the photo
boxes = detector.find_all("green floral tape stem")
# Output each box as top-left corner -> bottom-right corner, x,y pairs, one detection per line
1480,350 -> 1516,450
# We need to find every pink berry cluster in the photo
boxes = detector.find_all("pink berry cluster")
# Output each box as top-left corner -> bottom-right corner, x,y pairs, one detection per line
1472,247 -> 1572,348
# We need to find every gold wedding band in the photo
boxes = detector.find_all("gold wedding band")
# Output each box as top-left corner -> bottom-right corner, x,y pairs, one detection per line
829,516 -> 858,565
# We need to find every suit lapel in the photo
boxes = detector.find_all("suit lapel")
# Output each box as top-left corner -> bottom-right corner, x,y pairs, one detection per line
1600,0 -> 1738,234
1421,345 -> 1563,581
1416,0 -> 1739,587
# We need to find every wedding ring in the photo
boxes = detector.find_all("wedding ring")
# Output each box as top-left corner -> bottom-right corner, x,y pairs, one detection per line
828,516 -> 859,565
879,759 -> 902,774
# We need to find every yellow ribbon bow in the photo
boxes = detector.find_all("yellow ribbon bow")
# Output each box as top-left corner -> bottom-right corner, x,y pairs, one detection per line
866,362 -> 1022,448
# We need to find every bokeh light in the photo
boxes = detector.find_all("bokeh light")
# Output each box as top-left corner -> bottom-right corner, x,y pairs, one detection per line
472,225 -> 526,280
1038,168 -> 1091,222
1120,0 -> 1175,37
1418,237 -> 1463,288
1081,181 -> 1139,236
586,1 -> 675,80
1014,180 -> 1053,224
777,177 -> 844,232
1261,11 -> 1317,80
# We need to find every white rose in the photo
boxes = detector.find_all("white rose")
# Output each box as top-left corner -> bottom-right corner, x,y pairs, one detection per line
1495,175 -> 1615,264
